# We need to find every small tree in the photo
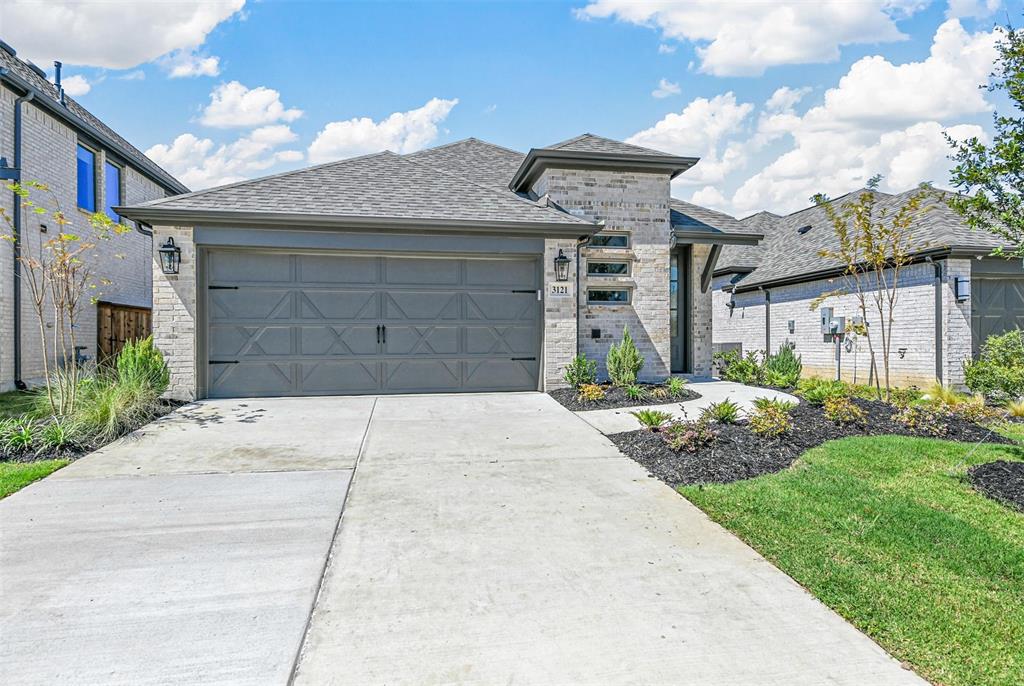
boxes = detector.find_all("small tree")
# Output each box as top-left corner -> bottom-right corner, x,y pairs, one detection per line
606,326 -> 644,386
947,24 -> 1024,256
0,180 -> 130,414
811,178 -> 934,401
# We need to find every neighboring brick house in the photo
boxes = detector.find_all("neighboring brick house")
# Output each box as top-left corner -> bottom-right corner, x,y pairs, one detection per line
712,189 -> 1022,388
0,40 -> 187,392
119,135 -> 761,400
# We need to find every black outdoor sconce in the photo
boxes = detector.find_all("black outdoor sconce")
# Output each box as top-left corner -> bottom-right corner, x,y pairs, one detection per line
158,237 -> 182,275
554,249 -> 571,282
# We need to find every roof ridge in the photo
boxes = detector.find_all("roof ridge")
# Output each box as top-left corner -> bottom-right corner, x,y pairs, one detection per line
405,137 -> 523,158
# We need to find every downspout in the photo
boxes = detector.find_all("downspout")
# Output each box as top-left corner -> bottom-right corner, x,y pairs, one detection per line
764,288 -> 771,354
930,258 -> 943,383
12,90 -> 35,390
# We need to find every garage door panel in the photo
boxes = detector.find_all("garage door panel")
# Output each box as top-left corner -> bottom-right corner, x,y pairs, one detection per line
384,326 -> 460,356
300,326 -> 379,356
384,292 -> 461,320
206,250 -> 539,398
300,290 -> 379,320
971,278 -> 1024,356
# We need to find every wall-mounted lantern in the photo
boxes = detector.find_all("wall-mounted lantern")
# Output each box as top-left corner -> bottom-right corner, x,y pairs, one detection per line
955,276 -> 971,302
158,237 -> 182,275
554,249 -> 571,282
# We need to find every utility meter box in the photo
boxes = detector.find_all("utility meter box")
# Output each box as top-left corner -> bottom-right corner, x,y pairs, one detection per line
820,308 -> 834,335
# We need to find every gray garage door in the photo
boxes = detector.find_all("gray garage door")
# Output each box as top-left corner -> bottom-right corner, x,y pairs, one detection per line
205,250 -> 541,398
971,277 -> 1024,356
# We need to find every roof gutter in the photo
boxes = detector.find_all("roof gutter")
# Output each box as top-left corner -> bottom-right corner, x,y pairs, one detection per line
113,206 -> 601,239
0,67 -> 188,195
672,229 -> 762,246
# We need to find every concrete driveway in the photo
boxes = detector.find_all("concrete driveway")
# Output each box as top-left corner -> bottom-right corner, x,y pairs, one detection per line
1,393 -> 924,685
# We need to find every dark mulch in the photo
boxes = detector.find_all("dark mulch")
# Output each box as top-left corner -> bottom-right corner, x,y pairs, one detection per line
548,384 -> 699,412
0,399 -> 184,464
969,460 -> 1024,512
609,398 -> 1011,487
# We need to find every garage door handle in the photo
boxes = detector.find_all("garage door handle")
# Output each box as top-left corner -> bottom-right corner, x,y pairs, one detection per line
510,357 -> 536,361
209,360 -> 239,364
208,285 -> 238,290
382,325 -> 387,344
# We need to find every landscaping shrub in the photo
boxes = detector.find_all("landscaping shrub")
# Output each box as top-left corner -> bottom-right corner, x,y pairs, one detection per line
38,419 -> 74,454
576,383 -> 605,403
888,387 -> 923,408
665,376 -> 688,397
649,387 -> 670,401
823,396 -> 866,425
624,384 -> 646,401
762,341 -> 802,387
2,416 -> 36,453
923,380 -> 966,408
606,327 -> 644,386
116,336 -> 170,395
714,349 -> 762,384
1008,399 -> 1024,417
752,396 -> 796,413
893,404 -> 950,437
701,399 -> 741,424
663,419 -> 717,452
951,396 -> 1003,426
631,409 -> 673,430
563,353 -> 598,388
964,329 -> 1024,403
749,405 -> 792,437
797,378 -> 849,405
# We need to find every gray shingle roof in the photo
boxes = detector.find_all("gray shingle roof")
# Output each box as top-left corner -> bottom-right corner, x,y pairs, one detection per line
404,138 -> 524,191
0,44 -> 186,194
730,188 -> 1008,291
123,150 -> 593,228
545,133 -> 676,158
717,212 -> 782,272
670,200 -> 760,238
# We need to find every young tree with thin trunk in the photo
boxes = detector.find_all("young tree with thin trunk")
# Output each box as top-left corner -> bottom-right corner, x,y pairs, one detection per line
811,178 -> 935,401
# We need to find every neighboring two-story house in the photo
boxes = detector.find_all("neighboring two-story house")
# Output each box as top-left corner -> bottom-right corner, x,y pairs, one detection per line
119,135 -> 761,400
711,189 -> 1021,388
0,40 -> 188,392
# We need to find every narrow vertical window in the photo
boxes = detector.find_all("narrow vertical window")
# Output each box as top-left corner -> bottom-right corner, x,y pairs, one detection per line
104,161 -> 123,222
76,145 -> 96,212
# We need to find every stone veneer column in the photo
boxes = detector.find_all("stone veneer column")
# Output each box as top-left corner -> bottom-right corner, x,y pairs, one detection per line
543,238 -> 578,389
152,225 -> 196,400
690,244 -> 714,376
534,168 -> 672,382
943,257 -> 972,388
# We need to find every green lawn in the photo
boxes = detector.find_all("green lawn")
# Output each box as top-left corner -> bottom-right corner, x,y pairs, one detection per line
0,459 -> 68,499
681,435 -> 1024,686
0,390 -> 37,419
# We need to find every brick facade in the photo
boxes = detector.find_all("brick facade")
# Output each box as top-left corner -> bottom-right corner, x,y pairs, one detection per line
151,226 -> 196,400
0,87 -> 168,391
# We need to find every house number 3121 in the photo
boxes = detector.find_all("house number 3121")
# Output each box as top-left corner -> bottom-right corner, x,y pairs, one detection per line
549,284 -> 571,297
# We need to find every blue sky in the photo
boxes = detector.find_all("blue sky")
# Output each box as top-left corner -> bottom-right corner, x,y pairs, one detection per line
3,0 -> 1021,216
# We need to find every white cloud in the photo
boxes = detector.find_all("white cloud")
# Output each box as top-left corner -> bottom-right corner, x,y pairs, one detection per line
60,75 -> 90,97
165,51 -> 221,78
199,81 -> 303,128
652,78 -> 681,99
308,97 -> 459,164
0,0 -> 244,69
146,126 -> 303,189
765,86 -> 811,113
628,93 -> 754,186
577,1 -> 921,76
690,185 -> 727,210
946,0 -> 1000,18
658,43 -> 676,54
118,70 -> 146,81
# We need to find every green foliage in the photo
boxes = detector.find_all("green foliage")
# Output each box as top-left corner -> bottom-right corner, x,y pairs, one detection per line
947,24 -> 1024,257
752,396 -> 797,414
563,353 -> 598,388
648,387 -> 670,401
923,379 -> 967,407
630,408 -> 673,430
116,336 -> 170,395
796,378 -> 850,405
963,329 -> 1024,403
714,349 -> 762,384
624,384 -> 646,401
2,416 -> 37,452
665,376 -> 688,396
951,396 -> 1004,426
749,405 -> 793,437
888,387 -> 923,408
663,419 -> 717,453
606,327 -> 644,386
762,341 -> 802,388
1007,399 -> 1024,417
892,405 -> 949,437
38,419 -> 74,454
823,396 -> 866,425
576,383 -> 605,403
701,399 -> 741,424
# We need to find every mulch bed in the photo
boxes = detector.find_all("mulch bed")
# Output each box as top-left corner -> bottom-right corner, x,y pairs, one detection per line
609,399 -> 1011,488
548,384 -> 699,412
969,460 -> 1024,512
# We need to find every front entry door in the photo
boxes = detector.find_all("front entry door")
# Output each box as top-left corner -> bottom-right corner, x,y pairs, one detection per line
670,246 -> 692,373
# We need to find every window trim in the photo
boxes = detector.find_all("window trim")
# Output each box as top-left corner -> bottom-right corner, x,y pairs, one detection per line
587,288 -> 632,305
588,232 -> 630,249
76,143 -> 98,212
586,260 -> 631,277
103,159 -> 125,223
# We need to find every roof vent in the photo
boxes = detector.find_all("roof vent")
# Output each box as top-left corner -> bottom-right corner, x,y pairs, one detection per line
26,61 -> 47,80
0,39 -> 16,57
797,225 -> 812,235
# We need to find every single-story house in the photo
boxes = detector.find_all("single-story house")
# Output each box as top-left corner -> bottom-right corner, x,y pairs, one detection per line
0,39 -> 187,392
118,134 -> 761,400
712,188 -> 1023,388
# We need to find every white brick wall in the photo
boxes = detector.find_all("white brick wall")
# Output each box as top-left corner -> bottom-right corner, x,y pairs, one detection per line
151,226 -> 196,400
543,238 -> 578,389
0,86 -> 168,391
